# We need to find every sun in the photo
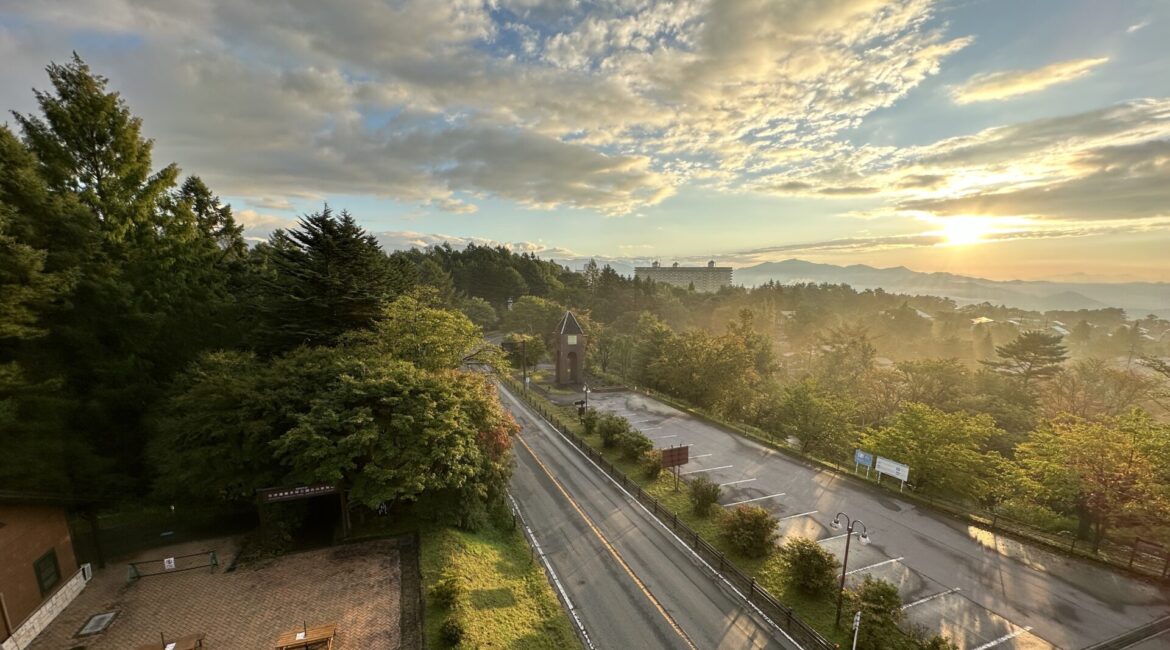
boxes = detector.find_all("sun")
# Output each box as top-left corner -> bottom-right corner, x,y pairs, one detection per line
940,217 -> 992,246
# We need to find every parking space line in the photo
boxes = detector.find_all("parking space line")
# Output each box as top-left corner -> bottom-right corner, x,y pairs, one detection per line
819,532 -> 849,543
902,588 -> 960,610
641,427 -> 662,431
845,557 -> 904,575
719,478 -> 757,487
682,465 -> 732,475
972,626 -> 1034,650
723,493 -> 785,507
650,434 -> 676,439
779,510 -> 818,521
691,453 -> 712,459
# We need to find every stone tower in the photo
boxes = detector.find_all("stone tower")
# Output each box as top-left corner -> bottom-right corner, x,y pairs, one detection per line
554,310 -> 586,385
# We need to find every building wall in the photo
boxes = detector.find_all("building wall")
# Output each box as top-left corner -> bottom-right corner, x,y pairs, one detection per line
0,505 -> 78,642
634,267 -> 733,292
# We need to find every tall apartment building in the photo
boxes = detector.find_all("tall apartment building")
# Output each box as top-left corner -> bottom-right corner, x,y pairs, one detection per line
634,260 -> 733,292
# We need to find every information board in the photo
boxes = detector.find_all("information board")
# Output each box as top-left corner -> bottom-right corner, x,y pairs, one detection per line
661,445 -> 690,468
875,456 -> 910,482
854,449 -> 874,468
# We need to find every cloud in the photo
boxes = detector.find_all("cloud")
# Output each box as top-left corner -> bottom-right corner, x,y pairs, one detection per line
247,196 -> 296,211
235,208 -> 297,241
950,57 -> 1109,104
372,230 -> 580,259
1127,20 -> 1151,34
0,0 -> 971,215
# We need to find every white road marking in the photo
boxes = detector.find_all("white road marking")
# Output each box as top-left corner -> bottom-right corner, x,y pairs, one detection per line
780,510 -> 818,521
972,626 -> 1034,650
902,588 -> 960,610
650,434 -> 676,439
845,557 -> 904,575
682,465 -> 733,475
819,532 -> 849,543
723,493 -> 785,506
641,427 -> 662,431
719,478 -> 757,487
691,453 -> 712,459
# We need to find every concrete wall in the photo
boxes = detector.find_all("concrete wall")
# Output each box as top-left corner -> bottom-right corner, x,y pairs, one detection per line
0,504 -> 80,645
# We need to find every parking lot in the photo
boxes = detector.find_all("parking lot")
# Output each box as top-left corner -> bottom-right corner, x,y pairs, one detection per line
586,389 -> 1170,650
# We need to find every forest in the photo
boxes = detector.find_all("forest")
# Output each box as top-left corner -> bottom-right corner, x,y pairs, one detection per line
3,56 -> 1168,557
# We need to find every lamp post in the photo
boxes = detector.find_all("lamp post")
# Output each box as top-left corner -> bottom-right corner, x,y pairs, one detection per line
584,384 -> 590,409
831,512 -> 870,628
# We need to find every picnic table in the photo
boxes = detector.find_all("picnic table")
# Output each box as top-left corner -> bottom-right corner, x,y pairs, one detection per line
274,623 -> 336,650
135,632 -> 205,650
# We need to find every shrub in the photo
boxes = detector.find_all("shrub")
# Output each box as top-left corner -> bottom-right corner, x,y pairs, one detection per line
641,449 -> 663,479
597,413 -> 629,448
689,476 -> 722,517
780,537 -> 840,596
718,505 -> 778,558
848,576 -> 904,650
440,616 -> 465,647
431,572 -> 465,609
581,408 -> 599,435
620,429 -> 654,461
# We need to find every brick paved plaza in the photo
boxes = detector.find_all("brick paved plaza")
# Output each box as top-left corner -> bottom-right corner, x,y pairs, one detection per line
28,536 -> 414,649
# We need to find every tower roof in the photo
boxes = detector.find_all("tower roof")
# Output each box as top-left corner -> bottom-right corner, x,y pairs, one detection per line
556,310 -> 584,335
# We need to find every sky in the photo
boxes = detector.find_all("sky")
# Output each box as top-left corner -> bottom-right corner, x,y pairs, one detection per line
1,0 -> 1169,282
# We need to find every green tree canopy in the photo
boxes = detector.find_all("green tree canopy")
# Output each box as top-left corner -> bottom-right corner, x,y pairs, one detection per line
253,207 -> 414,352
981,330 -> 1068,390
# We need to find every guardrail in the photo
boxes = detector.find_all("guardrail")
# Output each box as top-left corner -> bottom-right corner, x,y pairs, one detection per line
501,375 -> 837,650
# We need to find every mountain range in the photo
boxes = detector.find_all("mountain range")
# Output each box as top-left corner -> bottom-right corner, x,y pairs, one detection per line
729,259 -> 1170,318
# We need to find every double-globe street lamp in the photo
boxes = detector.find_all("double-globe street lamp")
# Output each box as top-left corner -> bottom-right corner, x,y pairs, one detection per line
831,511 -> 871,628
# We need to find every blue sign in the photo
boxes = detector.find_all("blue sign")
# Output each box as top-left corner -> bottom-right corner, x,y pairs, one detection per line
854,449 -> 874,468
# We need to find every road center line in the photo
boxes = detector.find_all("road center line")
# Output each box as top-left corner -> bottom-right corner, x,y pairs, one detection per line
681,464 -> 732,475
719,478 -> 757,487
902,588 -> 960,610
496,381 -> 802,649
780,510 -> 818,521
845,557 -> 904,575
971,626 -> 1034,650
723,492 -> 783,506
513,433 -> 698,650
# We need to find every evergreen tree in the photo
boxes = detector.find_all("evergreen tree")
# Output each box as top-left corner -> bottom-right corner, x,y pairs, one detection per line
981,330 -> 1068,391
252,207 -> 413,352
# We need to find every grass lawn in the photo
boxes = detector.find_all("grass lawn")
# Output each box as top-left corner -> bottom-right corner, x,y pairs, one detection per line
355,515 -> 577,649
509,378 -> 852,647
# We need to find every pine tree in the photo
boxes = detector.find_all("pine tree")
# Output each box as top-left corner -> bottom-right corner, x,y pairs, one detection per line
253,207 -> 413,352
981,330 -> 1068,390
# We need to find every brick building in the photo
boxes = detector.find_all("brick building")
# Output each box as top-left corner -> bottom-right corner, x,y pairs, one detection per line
0,493 -> 89,650
554,310 -> 586,385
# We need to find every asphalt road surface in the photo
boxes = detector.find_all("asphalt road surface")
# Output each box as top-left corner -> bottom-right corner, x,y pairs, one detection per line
583,389 -> 1170,650
499,382 -> 800,650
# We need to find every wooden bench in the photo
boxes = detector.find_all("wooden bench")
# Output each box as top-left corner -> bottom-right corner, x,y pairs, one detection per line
274,623 -> 337,650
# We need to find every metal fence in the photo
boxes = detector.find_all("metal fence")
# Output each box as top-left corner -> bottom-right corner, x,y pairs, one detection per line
501,376 -> 837,650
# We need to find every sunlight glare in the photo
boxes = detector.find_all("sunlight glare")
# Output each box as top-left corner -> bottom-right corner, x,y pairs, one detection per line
941,217 -> 992,246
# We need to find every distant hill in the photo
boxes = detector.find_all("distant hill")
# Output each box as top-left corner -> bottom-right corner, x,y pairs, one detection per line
733,259 -> 1170,317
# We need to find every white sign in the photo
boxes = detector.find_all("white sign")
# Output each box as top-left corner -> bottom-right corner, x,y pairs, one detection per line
875,456 -> 910,482
163,557 -> 176,570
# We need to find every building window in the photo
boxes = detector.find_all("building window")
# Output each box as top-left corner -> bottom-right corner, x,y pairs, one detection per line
34,548 -> 61,597
567,335 -> 577,345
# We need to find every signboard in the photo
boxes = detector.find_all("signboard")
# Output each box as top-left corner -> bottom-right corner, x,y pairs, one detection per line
256,484 -> 339,503
854,449 -> 874,468
163,557 -> 176,571
661,445 -> 690,469
875,456 -> 909,481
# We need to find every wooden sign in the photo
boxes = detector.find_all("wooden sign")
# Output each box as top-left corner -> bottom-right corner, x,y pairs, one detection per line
256,484 -> 338,503
661,445 -> 689,469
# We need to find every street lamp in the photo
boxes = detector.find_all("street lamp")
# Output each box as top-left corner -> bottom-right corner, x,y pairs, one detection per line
830,512 -> 870,628
584,384 -> 590,409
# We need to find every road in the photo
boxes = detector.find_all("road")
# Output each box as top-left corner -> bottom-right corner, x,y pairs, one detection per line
500,382 -> 798,650
583,389 -> 1170,650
